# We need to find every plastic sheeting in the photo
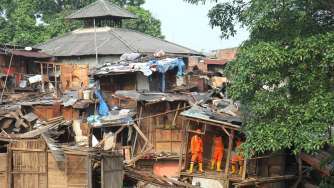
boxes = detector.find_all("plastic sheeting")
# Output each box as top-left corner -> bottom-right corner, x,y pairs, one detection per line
94,90 -> 109,116
95,58 -> 186,78
148,58 -> 185,77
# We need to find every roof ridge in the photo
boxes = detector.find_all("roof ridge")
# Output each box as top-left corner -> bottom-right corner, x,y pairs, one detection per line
109,28 -> 137,52
100,0 -> 111,12
66,0 -> 137,19
102,0 -> 137,18
114,27 -> 202,55
66,1 -> 99,19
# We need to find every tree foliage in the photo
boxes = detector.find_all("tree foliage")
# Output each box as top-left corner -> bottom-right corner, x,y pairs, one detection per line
124,6 -> 164,39
0,0 -> 163,46
186,0 -> 334,157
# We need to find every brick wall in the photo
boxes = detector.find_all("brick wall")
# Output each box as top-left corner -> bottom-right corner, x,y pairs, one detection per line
187,56 -> 207,73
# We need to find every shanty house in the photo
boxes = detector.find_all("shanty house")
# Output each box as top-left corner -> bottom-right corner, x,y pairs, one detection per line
0,44 -> 52,93
179,105 -> 298,188
206,48 -> 237,74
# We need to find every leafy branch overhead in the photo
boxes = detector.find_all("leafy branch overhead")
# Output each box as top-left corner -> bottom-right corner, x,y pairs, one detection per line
186,0 -> 334,157
0,0 -> 163,46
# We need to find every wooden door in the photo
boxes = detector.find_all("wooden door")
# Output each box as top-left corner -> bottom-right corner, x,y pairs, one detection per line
101,155 -> 123,188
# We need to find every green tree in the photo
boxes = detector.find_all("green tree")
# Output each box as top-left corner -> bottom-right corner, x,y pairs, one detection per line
0,0 -> 163,45
186,0 -> 334,157
124,6 -> 164,38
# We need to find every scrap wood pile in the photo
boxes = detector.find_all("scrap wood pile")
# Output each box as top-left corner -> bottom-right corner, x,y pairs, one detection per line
0,114 -> 68,140
180,89 -> 243,128
125,167 -> 197,188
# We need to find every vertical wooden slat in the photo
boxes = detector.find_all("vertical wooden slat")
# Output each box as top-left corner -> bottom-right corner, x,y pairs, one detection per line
242,159 -> 247,180
40,63 -> 45,92
88,156 -> 92,188
224,130 -> 235,177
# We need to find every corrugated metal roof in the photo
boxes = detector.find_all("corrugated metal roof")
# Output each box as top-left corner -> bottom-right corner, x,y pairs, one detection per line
0,46 -> 51,58
66,0 -> 137,19
36,27 -> 202,57
10,50 -> 51,58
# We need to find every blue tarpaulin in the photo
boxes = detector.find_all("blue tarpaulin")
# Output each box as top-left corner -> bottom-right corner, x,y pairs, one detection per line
148,58 -> 185,92
148,58 -> 185,77
94,90 -> 109,116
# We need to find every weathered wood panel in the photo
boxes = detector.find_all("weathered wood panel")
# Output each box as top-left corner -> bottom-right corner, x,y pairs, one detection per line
33,104 -> 61,121
62,107 -> 80,121
102,155 -> 123,188
66,154 -> 88,188
10,139 -> 47,188
0,154 -> 7,188
48,153 -> 67,188
61,64 -> 89,90
155,129 -> 183,154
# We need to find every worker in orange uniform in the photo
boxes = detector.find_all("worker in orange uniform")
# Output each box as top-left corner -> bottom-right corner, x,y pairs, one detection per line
211,134 -> 224,172
188,129 -> 203,174
231,138 -> 244,175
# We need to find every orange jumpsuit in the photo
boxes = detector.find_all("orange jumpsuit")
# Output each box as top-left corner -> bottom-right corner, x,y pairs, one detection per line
212,136 -> 224,162
232,140 -> 244,164
190,135 -> 203,163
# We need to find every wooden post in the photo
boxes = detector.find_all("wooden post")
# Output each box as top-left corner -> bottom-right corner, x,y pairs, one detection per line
54,64 -> 57,96
101,156 -> 104,188
242,159 -> 247,180
40,63 -> 45,92
292,154 -> 302,188
224,130 -> 235,177
7,144 -> 12,188
87,156 -> 93,188
183,120 -> 191,170
178,103 -> 187,174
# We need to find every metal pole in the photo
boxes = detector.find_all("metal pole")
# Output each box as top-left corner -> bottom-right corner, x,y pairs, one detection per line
94,18 -> 98,65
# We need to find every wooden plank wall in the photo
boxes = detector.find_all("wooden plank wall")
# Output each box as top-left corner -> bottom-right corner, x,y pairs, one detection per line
48,153 -> 67,188
66,154 -> 88,188
10,139 -> 47,188
102,155 -> 124,188
6,140 -> 92,188
137,101 -> 186,155
60,64 -> 89,90
0,153 -> 7,188
33,103 -> 61,121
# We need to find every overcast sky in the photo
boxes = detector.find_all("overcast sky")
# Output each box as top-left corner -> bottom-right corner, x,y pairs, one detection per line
143,0 -> 249,52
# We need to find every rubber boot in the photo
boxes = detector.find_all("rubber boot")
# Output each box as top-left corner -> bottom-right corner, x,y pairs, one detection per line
211,160 -> 215,170
231,164 -> 236,175
198,163 -> 204,173
217,161 -> 222,172
188,162 -> 194,174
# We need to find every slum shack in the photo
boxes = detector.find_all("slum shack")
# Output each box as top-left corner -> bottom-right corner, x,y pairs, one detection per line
94,57 -> 188,110
85,90 -> 196,187
114,91 -> 206,177
179,104 -> 298,188
0,112 -> 124,188
0,44 -> 56,95
205,48 -> 237,74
